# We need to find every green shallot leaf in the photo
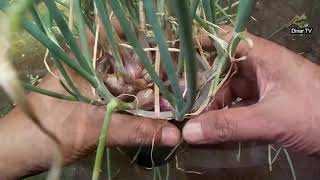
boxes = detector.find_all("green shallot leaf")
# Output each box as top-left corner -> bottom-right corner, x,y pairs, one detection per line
74,0 -> 93,68
109,0 -> 175,106
235,0 -> 256,32
44,0 -> 93,74
94,0 -> 126,73
23,20 -> 98,88
172,0 -> 197,120
143,0 -> 184,112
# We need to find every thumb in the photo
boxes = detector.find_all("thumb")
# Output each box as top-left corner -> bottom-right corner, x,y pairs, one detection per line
183,104 -> 276,144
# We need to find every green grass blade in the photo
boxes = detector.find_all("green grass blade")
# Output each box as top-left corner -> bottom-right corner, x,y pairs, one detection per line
202,0 -> 213,22
30,4 -> 86,100
210,0 -> 217,23
176,47 -> 185,75
92,99 -> 118,180
30,4 -> 82,98
213,33 -> 242,88
43,7 -> 55,37
74,0 -> 93,69
59,80 -> 78,97
143,0 -> 184,112
23,20 -> 98,88
109,0 -> 174,106
213,33 -> 253,88
153,168 -> 157,180
94,0 -> 126,73
193,1 -> 226,58
283,149 -> 297,180
227,0 -> 233,15
23,83 -> 78,101
194,16 -> 225,55
0,0 -> 9,11
156,167 -> 162,180
213,33 -> 247,88
107,148 -> 112,180
213,54 -> 227,87
191,0 -> 201,19
235,0 -> 256,32
51,53 -> 85,100
213,0 -> 256,87
31,4 -> 58,44
166,163 -> 170,180
172,0 -> 197,120
80,0 -> 95,33
216,3 -> 235,25
121,0 -> 140,29
30,3 -> 46,33
44,0 -> 93,74
55,0 -> 69,9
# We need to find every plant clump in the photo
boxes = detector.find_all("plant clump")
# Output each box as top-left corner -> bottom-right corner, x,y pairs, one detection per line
0,0 -> 257,179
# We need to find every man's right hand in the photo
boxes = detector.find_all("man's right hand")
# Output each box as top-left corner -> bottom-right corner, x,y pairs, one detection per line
183,26 -> 320,156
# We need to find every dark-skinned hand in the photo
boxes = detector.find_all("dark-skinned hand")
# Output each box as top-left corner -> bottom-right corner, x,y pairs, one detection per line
183,26 -> 320,156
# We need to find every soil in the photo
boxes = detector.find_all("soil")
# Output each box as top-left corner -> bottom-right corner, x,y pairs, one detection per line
2,0 -> 320,179
248,0 -> 320,64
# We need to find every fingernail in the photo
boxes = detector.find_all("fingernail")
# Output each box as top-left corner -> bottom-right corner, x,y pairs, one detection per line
183,122 -> 205,144
161,126 -> 180,146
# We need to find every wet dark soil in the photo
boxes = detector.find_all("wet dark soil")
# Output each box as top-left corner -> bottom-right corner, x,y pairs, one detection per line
248,0 -> 320,65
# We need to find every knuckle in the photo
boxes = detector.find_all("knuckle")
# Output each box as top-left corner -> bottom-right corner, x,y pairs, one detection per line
201,111 -> 238,143
129,119 -> 157,145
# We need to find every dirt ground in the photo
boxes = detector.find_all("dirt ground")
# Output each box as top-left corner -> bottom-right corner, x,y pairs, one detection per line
248,0 -> 320,64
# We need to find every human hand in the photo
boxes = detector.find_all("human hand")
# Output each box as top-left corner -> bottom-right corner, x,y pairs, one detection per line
0,62 -> 180,179
183,26 -> 320,156
34,69 -> 181,160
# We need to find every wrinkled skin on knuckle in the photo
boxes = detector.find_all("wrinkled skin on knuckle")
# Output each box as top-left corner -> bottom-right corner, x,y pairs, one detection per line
200,111 -> 238,143
129,118 -> 160,145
